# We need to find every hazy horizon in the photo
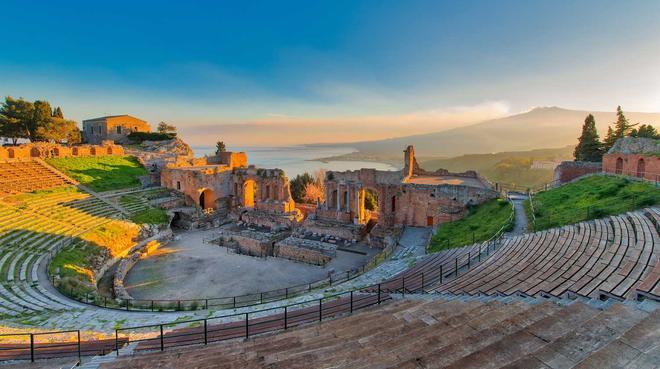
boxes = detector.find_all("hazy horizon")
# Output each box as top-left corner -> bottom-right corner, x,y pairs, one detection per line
2,1 -> 659,146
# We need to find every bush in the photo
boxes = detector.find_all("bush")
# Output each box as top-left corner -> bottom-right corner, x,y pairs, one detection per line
127,132 -> 176,143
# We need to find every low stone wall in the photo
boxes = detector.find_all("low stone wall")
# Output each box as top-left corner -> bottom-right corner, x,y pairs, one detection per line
274,236 -> 335,266
217,231 -> 272,256
553,161 -> 602,185
299,218 -> 359,240
235,209 -> 298,231
112,230 -> 172,300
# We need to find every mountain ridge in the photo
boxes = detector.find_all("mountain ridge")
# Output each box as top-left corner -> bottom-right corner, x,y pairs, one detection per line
313,107 -> 660,158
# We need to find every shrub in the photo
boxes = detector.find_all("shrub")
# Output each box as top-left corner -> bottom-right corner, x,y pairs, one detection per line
127,132 -> 176,142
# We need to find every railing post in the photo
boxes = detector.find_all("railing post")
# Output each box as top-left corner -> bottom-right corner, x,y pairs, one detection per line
350,291 -> 354,313
203,319 -> 208,345
245,313 -> 249,338
319,299 -> 323,321
260,293 -> 263,304
160,325 -> 164,351
205,299 -> 208,310
177,300 -> 181,311
77,330 -> 81,361
468,252 -> 471,269
285,288 -> 288,299
30,334 -> 34,362
455,258 -> 458,277
151,300 -> 154,312
284,306 -> 288,330
115,330 -> 119,356
233,296 -> 236,309
478,245 -> 481,262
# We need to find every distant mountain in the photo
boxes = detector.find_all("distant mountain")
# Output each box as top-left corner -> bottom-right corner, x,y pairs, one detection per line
339,107 -> 660,157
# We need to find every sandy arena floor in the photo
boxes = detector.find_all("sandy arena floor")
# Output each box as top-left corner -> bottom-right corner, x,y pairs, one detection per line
124,228 -> 379,300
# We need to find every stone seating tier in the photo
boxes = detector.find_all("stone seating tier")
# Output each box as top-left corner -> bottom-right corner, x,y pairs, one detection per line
0,187 -> 123,316
98,294 -> 658,369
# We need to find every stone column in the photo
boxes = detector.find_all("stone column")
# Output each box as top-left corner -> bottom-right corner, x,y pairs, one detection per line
346,183 -> 350,213
354,183 -> 361,224
336,182 -> 342,212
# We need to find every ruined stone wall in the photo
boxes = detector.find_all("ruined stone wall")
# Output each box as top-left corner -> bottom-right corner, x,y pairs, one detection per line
274,236 -> 334,265
0,142 -> 124,161
161,165 -> 234,209
552,161 -> 602,185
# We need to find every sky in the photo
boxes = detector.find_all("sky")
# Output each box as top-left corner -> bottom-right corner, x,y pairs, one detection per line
1,0 -> 659,146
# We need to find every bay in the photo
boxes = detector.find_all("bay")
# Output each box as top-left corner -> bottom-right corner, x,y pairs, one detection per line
192,145 -> 398,178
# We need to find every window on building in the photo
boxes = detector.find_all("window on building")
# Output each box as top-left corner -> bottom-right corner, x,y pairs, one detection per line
176,181 -> 181,190
116,126 -> 122,134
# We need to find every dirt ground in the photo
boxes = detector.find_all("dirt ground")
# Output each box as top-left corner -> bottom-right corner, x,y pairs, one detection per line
124,228 -> 379,300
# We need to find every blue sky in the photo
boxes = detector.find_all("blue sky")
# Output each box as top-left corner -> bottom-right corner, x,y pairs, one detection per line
1,1 -> 659,145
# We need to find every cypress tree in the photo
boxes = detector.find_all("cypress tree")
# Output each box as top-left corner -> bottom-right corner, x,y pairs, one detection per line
54,106 -> 64,118
603,126 -> 617,152
574,114 -> 603,162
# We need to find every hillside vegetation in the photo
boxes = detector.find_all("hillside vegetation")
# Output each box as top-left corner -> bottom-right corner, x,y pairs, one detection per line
420,146 -> 573,189
46,155 -> 147,192
527,175 -> 660,231
429,198 -> 513,252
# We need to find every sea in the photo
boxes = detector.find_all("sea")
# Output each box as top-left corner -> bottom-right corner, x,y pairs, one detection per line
192,145 -> 397,178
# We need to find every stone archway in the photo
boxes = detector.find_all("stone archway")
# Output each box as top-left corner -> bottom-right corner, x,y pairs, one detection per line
636,158 -> 645,178
199,188 -> 216,210
615,157 -> 624,175
243,179 -> 256,208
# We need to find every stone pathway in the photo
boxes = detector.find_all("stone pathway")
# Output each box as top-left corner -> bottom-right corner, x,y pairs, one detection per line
391,227 -> 431,259
506,192 -> 529,236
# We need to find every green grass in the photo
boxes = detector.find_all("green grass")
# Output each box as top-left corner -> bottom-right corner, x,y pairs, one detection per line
527,175 -> 660,231
429,198 -> 513,252
49,242 -> 101,297
131,208 -> 169,224
46,155 -> 148,192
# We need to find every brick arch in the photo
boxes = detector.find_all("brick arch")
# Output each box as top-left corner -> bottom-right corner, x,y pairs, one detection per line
615,157 -> 624,175
636,158 -> 645,178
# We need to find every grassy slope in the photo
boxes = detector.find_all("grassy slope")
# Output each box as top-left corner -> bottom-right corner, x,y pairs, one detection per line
429,198 -> 513,252
527,175 -> 660,231
131,208 -> 168,224
46,155 -> 148,192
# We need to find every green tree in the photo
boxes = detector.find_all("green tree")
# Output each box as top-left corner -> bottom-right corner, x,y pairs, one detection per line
573,114 -> 603,162
215,141 -> 226,154
53,106 -> 64,118
612,106 -> 636,137
603,126 -> 617,152
0,96 -> 35,143
630,124 -> 659,139
157,121 -> 176,133
35,118 -> 81,143
289,172 -> 314,203
32,100 -> 53,140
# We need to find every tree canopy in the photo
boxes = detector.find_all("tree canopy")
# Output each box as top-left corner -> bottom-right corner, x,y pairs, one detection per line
157,121 -> 177,134
0,96 -> 80,144
215,141 -> 226,154
573,114 -> 603,162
